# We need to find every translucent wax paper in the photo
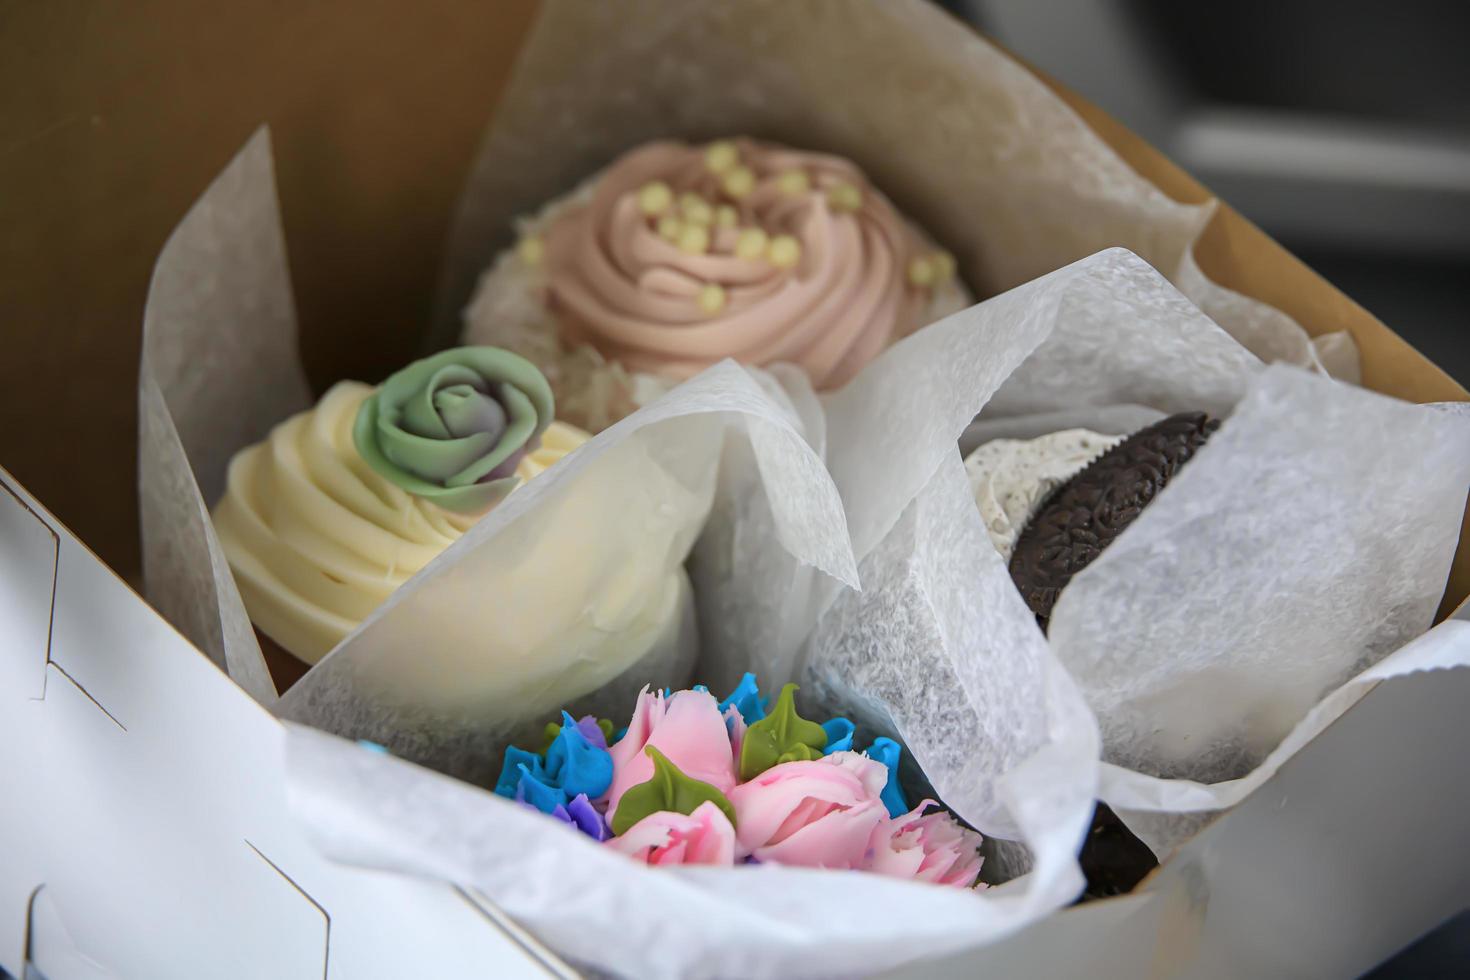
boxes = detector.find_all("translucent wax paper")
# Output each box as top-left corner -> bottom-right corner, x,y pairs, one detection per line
430,0 -> 1356,384
1055,368 -> 1470,853
801,248 -> 1260,846
137,131 -> 859,786
812,246 -> 1470,861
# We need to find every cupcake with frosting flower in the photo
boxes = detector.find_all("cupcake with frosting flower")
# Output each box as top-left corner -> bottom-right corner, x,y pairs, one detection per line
213,346 -> 594,680
463,138 -> 970,431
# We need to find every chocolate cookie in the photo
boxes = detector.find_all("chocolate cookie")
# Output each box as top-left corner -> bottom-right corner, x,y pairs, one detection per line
1008,411 -> 1220,631
1004,411 -> 1219,902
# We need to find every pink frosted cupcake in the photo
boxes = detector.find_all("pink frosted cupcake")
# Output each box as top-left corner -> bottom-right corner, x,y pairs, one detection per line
463,138 -> 970,431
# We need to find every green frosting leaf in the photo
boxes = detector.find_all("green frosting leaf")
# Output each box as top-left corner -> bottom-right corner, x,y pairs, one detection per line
353,346 -> 555,514
610,746 -> 737,836
738,683 -> 828,780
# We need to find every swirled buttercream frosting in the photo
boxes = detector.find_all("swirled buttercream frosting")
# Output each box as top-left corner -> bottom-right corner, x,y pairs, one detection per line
463,138 -> 969,431
212,376 -> 589,665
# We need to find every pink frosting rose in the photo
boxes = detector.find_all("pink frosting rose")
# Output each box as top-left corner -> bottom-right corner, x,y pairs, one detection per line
606,688 -> 738,826
607,801 -> 737,867
541,138 -> 953,390
726,751 -> 890,869
868,800 -> 985,888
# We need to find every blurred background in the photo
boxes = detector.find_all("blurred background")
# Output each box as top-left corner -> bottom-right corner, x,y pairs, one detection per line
950,0 -> 1470,381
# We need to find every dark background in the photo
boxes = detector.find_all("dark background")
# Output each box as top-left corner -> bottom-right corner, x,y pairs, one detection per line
952,0 -> 1470,383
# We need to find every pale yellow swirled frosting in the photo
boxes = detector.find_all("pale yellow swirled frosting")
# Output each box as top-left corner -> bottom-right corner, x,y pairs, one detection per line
211,381 -> 589,664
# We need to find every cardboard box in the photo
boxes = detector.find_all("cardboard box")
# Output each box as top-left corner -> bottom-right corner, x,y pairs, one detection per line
0,472 -> 570,978
2,3 -> 1468,977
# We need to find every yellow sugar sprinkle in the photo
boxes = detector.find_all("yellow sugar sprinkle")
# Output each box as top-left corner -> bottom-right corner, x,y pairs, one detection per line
677,224 -> 710,254
776,170 -> 811,196
680,193 -> 713,226
697,283 -> 727,314
516,236 -> 545,266
715,204 -> 739,228
826,181 -> 863,212
907,255 -> 936,287
931,250 -> 956,283
637,181 -> 673,215
704,140 -> 739,175
657,215 -> 684,241
768,234 -> 802,269
722,166 -> 756,199
734,227 -> 769,260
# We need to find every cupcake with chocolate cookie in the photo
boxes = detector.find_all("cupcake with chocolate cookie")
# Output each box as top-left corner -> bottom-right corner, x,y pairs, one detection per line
463,138 -> 971,432
963,411 -> 1222,896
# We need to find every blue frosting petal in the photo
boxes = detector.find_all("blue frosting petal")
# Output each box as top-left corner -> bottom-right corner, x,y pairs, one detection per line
867,737 -> 909,818
494,746 -> 545,799
545,710 -> 614,799
820,717 -> 855,754
357,740 -> 389,755
514,763 -> 570,814
718,672 -> 769,724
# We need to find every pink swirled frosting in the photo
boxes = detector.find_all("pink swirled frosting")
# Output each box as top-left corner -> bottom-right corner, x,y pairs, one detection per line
539,138 -> 954,390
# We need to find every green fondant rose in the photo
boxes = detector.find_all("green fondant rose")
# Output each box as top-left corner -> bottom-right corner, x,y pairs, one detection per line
354,346 -> 555,514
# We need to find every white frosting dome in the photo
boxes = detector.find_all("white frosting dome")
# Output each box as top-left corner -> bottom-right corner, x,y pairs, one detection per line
211,381 -> 589,664
963,428 -> 1122,562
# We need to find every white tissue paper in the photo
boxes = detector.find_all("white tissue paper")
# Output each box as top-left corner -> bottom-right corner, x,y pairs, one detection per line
799,249 -> 1257,851
283,713 -> 1090,980
1053,365 -> 1470,853
816,246 -> 1470,863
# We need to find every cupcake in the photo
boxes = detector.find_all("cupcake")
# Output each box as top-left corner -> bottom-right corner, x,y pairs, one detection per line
492,674 -> 986,888
963,411 -> 1221,896
211,346 -> 590,683
463,138 -> 971,432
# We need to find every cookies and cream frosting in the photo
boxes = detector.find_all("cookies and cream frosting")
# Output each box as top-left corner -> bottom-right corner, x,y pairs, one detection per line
212,379 -> 589,664
963,429 -> 1122,562
462,138 -> 970,431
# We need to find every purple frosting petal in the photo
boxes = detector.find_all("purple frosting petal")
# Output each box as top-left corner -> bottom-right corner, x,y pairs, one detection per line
563,794 -> 610,841
574,714 -> 608,749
